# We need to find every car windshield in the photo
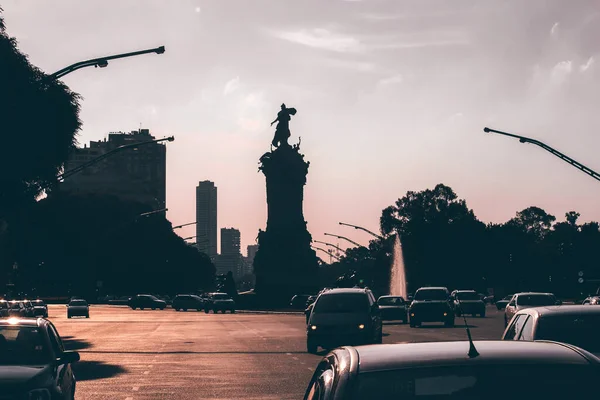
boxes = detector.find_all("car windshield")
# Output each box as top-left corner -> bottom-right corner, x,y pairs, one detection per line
0,326 -> 52,366
378,297 -> 405,306
313,293 -> 369,313
212,294 -> 230,300
414,289 -> 448,301
455,292 -> 480,301
516,294 -> 555,306
69,300 -> 87,306
354,364 -> 596,399
536,315 -> 600,353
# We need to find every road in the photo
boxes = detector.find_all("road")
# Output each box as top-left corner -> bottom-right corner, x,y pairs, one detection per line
49,304 -> 506,400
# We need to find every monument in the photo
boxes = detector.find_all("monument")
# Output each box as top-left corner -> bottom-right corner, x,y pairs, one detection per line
253,104 -> 319,304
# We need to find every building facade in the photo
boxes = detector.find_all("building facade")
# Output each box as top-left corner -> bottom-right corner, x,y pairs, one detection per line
196,181 -> 218,260
60,129 -> 166,209
244,244 -> 259,276
217,228 -> 241,277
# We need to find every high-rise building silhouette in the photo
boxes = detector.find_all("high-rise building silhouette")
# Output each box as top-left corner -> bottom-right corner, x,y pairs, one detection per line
218,228 -> 241,277
196,181 -> 217,260
60,129 -> 166,209
244,244 -> 259,276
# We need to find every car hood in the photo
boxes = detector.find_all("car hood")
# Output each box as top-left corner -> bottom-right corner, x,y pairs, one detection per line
309,312 -> 367,326
0,365 -> 52,386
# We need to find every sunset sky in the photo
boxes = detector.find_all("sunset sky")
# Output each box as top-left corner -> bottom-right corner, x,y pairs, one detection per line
3,0 -> 600,254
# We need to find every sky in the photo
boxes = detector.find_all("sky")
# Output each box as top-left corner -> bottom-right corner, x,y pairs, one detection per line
3,0 -> 600,255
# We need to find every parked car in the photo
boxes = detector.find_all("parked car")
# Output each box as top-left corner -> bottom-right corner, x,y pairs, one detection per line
502,305 -> 600,357
31,299 -> 48,318
451,290 -> 486,317
173,294 -> 204,311
408,287 -> 454,327
204,293 -> 236,313
128,294 -> 167,310
582,295 -> 600,305
0,300 -> 8,317
377,296 -> 408,323
67,299 -> 89,318
306,287 -> 382,354
302,341 -> 599,399
504,292 -> 560,326
0,318 -> 80,399
495,294 -> 514,310
8,301 -> 29,317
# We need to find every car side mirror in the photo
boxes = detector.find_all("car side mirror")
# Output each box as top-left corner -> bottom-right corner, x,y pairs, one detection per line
58,351 -> 80,365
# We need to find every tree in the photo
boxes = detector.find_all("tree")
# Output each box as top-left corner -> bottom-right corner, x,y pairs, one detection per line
507,207 -> 556,242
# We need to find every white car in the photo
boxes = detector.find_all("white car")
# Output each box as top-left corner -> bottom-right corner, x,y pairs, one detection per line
504,292 -> 559,326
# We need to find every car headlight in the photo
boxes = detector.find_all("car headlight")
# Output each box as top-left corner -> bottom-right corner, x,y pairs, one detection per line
310,325 -> 317,330
358,324 -> 365,330
28,388 -> 51,400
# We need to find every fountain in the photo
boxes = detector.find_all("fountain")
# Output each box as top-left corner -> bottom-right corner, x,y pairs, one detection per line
389,234 -> 407,298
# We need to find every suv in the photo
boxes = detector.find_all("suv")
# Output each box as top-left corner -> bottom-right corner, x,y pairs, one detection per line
204,293 -> 236,313
451,290 -> 486,317
128,294 -> 167,310
409,287 -> 455,327
173,294 -> 204,311
306,288 -> 382,354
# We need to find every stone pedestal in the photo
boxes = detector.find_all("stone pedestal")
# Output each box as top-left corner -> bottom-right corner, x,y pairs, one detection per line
253,143 -> 319,305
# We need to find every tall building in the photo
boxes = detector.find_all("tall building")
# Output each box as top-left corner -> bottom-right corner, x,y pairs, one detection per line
217,228 -> 241,276
60,129 -> 166,209
196,181 -> 217,260
244,244 -> 259,276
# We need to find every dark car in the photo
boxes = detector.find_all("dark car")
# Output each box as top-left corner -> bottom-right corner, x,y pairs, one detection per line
0,300 -> 9,317
306,288 -> 382,354
502,305 -> 600,358
496,294 -> 514,310
32,299 -> 48,318
67,299 -> 89,318
452,290 -> 486,317
303,341 -> 599,399
128,294 -> 167,310
0,318 -> 80,399
408,287 -> 454,327
204,293 -> 236,313
8,301 -> 29,317
304,295 -> 318,323
377,296 -> 408,323
173,294 -> 204,311
290,294 -> 311,309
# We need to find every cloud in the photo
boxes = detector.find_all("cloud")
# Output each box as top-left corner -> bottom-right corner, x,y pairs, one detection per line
271,28 -> 362,53
378,74 -> 403,86
223,76 -> 240,96
551,60 -> 572,84
550,22 -> 559,37
580,56 -> 595,72
324,58 -> 377,72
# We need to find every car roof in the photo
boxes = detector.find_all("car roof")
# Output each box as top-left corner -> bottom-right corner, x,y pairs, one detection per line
514,292 -> 554,296
0,318 -> 46,327
378,295 -> 404,298
454,290 -> 477,293
319,288 -> 369,295
416,287 -> 448,291
517,305 -> 600,317
351,341 -> 595,372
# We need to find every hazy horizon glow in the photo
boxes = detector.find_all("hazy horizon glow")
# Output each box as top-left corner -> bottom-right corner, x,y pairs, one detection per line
4,0 -> 600,254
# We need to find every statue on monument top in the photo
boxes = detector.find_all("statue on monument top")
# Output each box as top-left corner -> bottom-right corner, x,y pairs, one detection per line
270,103 -> 297,148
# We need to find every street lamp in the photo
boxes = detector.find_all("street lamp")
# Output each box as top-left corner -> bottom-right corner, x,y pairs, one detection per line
324,233 -> 362,248
55,136 -> 174,185
339,222 -> 384,240
484,127 -> 600,183
49,46 -> 166,80
173,221 -> 197,230
314,240 -> 347,254
138,208 -> 168,218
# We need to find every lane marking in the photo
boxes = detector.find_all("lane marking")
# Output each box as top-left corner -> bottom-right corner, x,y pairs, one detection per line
132,387 -> 139,391
286,352 -> 292,356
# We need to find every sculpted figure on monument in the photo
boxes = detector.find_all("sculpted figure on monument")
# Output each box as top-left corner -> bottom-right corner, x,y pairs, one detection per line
270,103 -> 296,148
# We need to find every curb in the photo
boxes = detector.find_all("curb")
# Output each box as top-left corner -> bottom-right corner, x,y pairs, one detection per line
236,310 -> 303,315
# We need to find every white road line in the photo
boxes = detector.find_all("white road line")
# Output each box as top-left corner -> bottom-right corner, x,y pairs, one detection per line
286,352 -> 292,355
132,387 -> 139,391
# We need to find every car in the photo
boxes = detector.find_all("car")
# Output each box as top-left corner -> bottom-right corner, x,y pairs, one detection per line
0,318 -> 80,399
504,292 -> 560,326
32,299 -> 48,318
128,294 -> 167,310
302,340 -> 599,399
501,305 -> 600,357
451,290 -> 486,317
306,288 -> 382,354
582,295 -> 600,305
173,294 -> 204,311
408,287 -> 454,327
22,300 -> 35,317
67,299 -> 89,318
290,294 -> 311,309
304,295 -> 318,323
495,294 -> 514,310
377,295 -> 408,323
0,300 -> 9,317
8,301 -> 29,317
204,293 -> 236,313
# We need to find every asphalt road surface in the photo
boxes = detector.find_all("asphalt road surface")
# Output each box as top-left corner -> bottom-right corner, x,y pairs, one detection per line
48,304 -> 506,400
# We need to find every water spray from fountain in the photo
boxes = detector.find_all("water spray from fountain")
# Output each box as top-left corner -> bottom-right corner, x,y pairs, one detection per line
389,234 -> 407,299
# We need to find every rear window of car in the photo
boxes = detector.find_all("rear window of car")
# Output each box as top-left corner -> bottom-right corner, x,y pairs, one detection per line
69,300 -> 87,306
516,294 -> 556,306
354,364 -> 596,399
536,314 -> 600,353
455,292 -> 480,300
378,297 -> 405,306
313,293 -> 369,314
414,289 -> 448,301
